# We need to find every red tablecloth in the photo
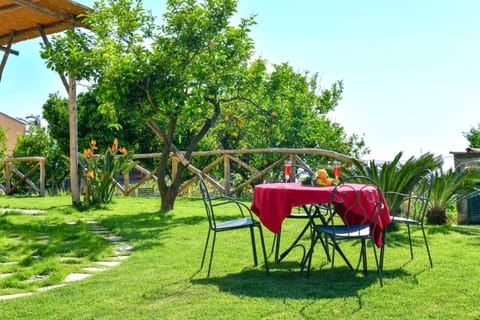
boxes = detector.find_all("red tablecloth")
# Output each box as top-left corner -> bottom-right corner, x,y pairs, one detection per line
251,182 -> 391,247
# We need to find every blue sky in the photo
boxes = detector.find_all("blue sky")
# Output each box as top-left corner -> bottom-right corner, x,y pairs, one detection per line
1,0 -> 479,169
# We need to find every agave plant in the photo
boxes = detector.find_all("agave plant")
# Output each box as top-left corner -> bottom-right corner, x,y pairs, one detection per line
427,163 -> 480,224
347,151 -> 442,214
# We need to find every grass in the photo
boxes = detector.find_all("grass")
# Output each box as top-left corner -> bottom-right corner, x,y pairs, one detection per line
0,195 -> 480,319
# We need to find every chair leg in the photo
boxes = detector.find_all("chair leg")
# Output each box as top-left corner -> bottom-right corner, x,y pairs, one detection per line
379,230 -> 386,271
372,244 -> 383,287
304,233 -> 320,277
421,224 -> 433,267
207,232 -> 216,277
201,229 -> 211,270
249,226 -> 259,266
407,224 -> 414,260
257,225 -> 270,274
273,229 -> 281,263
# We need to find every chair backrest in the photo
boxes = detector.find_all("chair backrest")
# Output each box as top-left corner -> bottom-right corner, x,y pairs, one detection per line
197,173 -> 217,229
404,169 -> 433,222
328,176 -> 385,235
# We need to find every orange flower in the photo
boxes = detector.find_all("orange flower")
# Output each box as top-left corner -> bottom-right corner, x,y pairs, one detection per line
231,131 -> 238,138
209,41 -> 215,48
111,138 -> 119,152
90,139 -> 98,150
83,148 -> 93,158
119,147 -> 127,155
86,170 -> 94,178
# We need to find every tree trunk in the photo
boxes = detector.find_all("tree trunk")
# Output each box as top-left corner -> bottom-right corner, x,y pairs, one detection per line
427,207 -> 447,225
68,75 -> 80,204
160,190 -> 176,211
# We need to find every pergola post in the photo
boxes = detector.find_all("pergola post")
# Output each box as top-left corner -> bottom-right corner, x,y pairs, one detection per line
39,25 -> 80,203
68,74 -> 80,203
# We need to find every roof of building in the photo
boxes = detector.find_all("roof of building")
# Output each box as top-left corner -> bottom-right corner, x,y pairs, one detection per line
0,111 -> 26,125
0,0 -> 89,46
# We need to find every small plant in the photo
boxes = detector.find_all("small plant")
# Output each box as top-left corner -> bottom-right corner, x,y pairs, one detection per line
78,139 -> 137,205
427,163 -> 480,224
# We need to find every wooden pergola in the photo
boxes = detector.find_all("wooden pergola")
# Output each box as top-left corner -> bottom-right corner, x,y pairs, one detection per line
0,0 -> 90,203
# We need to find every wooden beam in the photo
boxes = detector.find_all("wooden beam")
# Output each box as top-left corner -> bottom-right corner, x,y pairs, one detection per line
0,3 -> 21,14
9,0 -> 81,24
0,46 -> 19,56
0,32 -> 15,82
38,25 -> 69,92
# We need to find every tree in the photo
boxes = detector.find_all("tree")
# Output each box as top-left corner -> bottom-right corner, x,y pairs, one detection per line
47,0 -> 256,210
43,0 -> 361,211
42,90 -> 161,156
464,123 -> 480,148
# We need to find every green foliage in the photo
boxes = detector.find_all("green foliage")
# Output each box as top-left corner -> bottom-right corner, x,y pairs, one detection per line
0,125 -> 7,158
42,91 -> 161,157
40,0 -> 367,210
348,151 -> 442,214
463,123 -> 480,148
11,123 -> 69,194
78,139 -> 137,205
428,163 -> 480,219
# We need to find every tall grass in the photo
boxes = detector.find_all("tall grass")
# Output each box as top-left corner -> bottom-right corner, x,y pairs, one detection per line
0,195 -> 479,319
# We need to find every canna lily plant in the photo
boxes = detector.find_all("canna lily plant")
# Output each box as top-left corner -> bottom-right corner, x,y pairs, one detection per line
78,139 -> 137,205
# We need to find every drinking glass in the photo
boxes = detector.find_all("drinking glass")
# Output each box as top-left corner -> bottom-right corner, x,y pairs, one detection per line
333,161 -> 341,179
283,160 -> 292,182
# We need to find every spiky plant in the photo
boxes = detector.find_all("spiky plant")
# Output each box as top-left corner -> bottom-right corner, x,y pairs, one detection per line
428,163 -> 480,224
347,151 -> 442,214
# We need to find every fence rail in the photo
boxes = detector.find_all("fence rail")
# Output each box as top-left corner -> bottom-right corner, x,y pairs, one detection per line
0,149 -> 352,197
122,148 -> 352,197
0,157 -> 46,196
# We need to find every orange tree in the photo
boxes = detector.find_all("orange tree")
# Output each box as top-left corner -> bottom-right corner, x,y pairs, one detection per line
42,0 -> 366,210
43,0 -> 257,210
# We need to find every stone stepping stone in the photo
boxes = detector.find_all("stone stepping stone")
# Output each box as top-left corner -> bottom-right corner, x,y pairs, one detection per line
83,267 -> 107,272
1,273 -> 12,278
36,235 -> 50,240
38,284 -> 66,291
0,208 -> 45,215
64,273 -> 92,282
90,230 -> 109,235
42,223 -> 58,227
114,245 -> 134,254
110,256 -> 130,260
9,236 -> 21,241
104,235 -> 122,242
27,274 -> 49,282
0,262 -> 18,266
60,257 -> 83,262
94,261 -> 120,267
87,221 -> 100,225
89,225 -> 108,229
65,221 -> 78,225
0,292 -> 34,300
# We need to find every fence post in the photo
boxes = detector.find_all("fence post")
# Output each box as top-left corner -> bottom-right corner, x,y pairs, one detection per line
5,162 -> 11,194
224,155 -> 231,196
39,158 -> 45,197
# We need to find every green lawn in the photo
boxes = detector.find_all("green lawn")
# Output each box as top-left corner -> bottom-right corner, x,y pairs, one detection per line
0,195 -> 479,319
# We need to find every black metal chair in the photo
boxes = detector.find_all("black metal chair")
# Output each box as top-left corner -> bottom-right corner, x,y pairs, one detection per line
197,173 -> 269,277
380,170 -> 434,269
305,176 -> 385,286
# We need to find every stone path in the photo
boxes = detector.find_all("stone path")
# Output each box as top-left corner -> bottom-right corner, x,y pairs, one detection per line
0,217 -> 133,300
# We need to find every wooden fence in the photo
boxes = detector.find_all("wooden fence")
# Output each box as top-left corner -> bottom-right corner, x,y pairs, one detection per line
0,157 -> 46,196
0,148 -> 352,197
121,148 -> 352,197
